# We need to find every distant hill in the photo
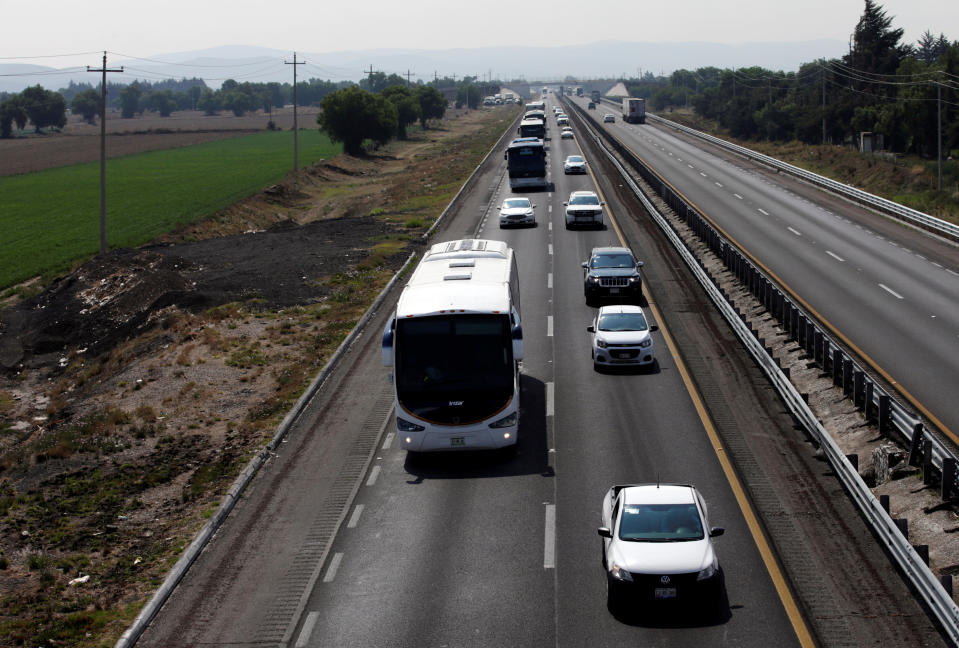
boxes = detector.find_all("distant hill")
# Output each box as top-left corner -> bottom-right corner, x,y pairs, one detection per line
0,40 -> 847,94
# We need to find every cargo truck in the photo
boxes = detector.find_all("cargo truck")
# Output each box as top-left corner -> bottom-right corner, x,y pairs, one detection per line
622,97 -> 646,124
590,90 -> 601,104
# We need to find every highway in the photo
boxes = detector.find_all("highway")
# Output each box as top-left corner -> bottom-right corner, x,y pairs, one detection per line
137,97 -> 945,648
572,94 -> 959,441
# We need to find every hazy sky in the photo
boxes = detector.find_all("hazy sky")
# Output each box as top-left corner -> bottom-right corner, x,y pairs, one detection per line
2,0 -> 956,70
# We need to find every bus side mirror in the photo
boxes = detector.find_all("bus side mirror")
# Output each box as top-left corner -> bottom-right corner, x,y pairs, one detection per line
382,318 -> 395,367
511,323 -> 524,362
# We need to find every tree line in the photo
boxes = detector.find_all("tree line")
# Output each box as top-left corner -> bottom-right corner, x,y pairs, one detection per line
624,1 -> 958,158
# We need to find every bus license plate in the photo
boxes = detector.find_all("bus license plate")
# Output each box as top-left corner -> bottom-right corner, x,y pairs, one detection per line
654,587 -> 677,599
450,437 -> 465,447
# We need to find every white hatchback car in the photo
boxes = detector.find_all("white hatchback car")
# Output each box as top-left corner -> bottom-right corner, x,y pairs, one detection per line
498,196 -> 536,227
587,305 -> 657,370
599,483 -> 725,614
563,155 -> 586,174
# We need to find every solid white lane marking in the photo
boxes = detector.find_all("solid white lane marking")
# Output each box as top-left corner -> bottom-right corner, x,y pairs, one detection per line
879,283 -> 904,300
548,244 -> 553,256
546,382 -> 554,417
347,504 -> 364,529
547,316 -> 554,337
544,504 -> 556,569
758,208 -> 770,216
826,251 -> 845,262
295,611 -> 319,648
932,262 -> 943,269
366,465 -> 381,487
322,552 -> 344,583
382,432 -> 394,450
947,269 -> 959,277
733,193 -> 743,200
788,227 -> 802,236
548,273 -> 553,289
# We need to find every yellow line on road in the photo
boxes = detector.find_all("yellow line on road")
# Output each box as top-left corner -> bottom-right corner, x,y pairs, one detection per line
587,119 -> 817,647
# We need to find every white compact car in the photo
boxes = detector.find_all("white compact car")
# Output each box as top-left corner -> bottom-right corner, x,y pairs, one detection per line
560,127 -> 574,139
563,155 -> 586,174
587,305 -> 657,369
498,196 -> 536,227
599,483 -> 725,615
603,113 -> 615,123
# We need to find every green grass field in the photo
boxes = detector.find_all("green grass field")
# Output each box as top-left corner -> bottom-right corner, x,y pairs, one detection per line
0,130 -> 341,290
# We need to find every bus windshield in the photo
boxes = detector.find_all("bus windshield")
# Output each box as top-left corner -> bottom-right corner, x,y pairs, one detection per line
395,314 -> 514,423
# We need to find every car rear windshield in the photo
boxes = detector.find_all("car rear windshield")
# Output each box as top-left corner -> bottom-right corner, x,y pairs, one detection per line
598,312 -> 648,332
619,504 -> 704,541
591,253 -> 634,268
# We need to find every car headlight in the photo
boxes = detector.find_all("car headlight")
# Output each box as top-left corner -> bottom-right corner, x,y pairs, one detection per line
639,339 -> 652,348
489,412 -> 517,429
588,276 -> 600,283
609,562 -> 633,582
697,563 -> 717,581
596,339 -> 608,349
397,417 -> 425,432
629,275 -> 640,283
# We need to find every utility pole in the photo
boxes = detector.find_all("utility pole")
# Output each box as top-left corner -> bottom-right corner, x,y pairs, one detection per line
937,71 -> 943,191
821,60 -> 827,145
366,64 -> 375,91
285,52 -> 305,175
406,69 -> 413,87
87,51 -> 123,256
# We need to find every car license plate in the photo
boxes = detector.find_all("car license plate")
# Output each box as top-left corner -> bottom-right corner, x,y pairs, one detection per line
450,437 -> 465,447
654,587 -> 677,599
609,288 -> 620,294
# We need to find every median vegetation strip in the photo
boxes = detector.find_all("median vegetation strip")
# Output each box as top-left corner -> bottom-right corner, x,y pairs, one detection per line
0,106 -> 517,646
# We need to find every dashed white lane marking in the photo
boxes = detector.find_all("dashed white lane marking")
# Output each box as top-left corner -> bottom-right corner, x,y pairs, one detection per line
688,164 -> 695,169
548,222 -> 553,232
546,382 -> 554,417
758,208 -> 770,216
548,272 -> 553,289
879,283 -> 904,300
826,251 -> 845,262
544,504 -> 556,569
294,611 -> 319,648
366,465 -> 381,487
733,193 -> 744,200
322,552 -> 344,583
548,244 -> 553,256
382,432 -> 394,450
347,504 -> 364,529
547,316 -> 554,337
787,227 -> 802,236
700,172 -> 708,177
715,182 -> 723,188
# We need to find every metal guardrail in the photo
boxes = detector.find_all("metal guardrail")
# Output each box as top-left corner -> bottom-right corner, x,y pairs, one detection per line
569,97 -> 959,645
645,112 -> 959,245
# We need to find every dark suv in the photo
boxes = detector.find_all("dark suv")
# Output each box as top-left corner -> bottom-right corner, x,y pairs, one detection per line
582,246 -> 644,306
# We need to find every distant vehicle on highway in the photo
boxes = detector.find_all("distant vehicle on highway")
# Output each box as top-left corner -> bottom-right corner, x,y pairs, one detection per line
563,155 -> 586,174
564,190 -> 604,229
588,305 -> 658,370
560,127 -> 574,139
505,137 -> 548,190
622,97 -> 646,124
599,483 -> 724,614
588,102 -> 596,110
498,196 -> 537,227
582,246 -> 643,304
603,113 -> 615,123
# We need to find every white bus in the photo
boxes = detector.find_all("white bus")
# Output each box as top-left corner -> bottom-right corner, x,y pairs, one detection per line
382,239 -> 524,452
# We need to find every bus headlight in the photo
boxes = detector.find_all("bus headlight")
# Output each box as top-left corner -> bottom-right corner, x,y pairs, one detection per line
397,417 -> 425,432
489,412 -> 517,429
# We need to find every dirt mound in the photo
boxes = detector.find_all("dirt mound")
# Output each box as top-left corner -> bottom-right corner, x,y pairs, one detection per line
0,215 -> 401,372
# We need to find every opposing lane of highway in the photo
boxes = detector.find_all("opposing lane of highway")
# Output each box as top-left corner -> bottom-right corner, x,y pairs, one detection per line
579,95 -> 959,439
